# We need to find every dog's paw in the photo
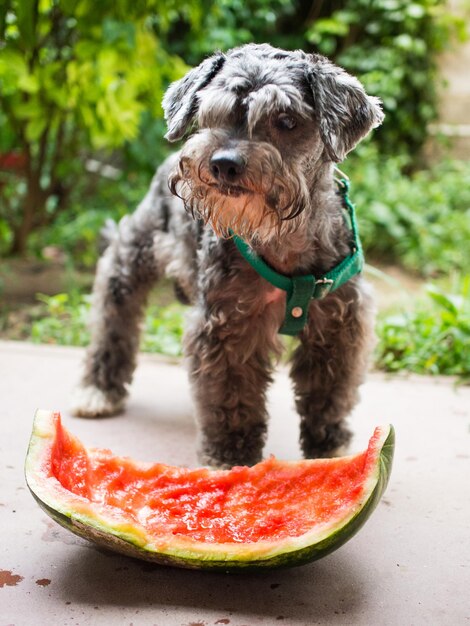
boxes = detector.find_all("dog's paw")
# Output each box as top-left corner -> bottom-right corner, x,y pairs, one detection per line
69,385 -> 125,418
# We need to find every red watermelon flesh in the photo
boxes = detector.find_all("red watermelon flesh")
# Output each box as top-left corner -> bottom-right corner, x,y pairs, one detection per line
26,410 -> 394,569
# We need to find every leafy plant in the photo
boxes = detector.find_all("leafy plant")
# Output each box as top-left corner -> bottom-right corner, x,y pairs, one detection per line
0,0 -> 189,255
376,279 -> 470,381
157,0 -> 296,63
142,304 -> 185,357
30,291 -> 186,357
28,171 -> 151,268
31,292 -> 91,346
306,0 -> 467,157
344,145 -> 470,277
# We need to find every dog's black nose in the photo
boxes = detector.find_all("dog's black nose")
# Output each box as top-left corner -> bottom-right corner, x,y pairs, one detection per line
210,150 -> 245,183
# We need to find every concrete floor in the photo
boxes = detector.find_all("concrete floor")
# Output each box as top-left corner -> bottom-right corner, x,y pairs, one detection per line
1,340 -> 469,626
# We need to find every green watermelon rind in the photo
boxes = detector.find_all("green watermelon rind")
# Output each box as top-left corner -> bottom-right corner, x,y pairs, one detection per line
25,410 -> 394,571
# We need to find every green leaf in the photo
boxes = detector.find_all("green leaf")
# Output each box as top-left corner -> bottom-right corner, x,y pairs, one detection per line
376,278 -> 470,381
0,0 -> 12,37
16,0 -> 37,46
25,115 -> 47,141
17,71 -> 39,93
426,286 -> 459,315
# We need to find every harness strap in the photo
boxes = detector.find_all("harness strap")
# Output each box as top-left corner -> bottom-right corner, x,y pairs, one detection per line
231,178 -> 364,336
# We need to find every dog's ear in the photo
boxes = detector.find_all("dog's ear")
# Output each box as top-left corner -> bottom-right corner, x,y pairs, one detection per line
304,55 -> 384,162
162,52 -> 226,142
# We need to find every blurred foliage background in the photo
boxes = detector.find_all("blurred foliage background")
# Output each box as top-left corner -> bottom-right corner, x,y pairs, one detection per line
0,0 -> 469,380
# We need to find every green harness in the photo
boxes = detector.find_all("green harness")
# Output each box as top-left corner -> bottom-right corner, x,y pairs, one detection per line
231,177 -> 364,336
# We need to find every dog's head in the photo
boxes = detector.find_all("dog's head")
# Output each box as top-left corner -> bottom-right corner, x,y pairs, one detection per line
164,44 -> 383,243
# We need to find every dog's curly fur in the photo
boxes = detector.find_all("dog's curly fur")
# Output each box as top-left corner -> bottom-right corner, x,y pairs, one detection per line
71,43 -> 383,468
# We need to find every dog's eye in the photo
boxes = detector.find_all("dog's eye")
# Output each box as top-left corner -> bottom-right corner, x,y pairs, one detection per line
275,114 -> 297,131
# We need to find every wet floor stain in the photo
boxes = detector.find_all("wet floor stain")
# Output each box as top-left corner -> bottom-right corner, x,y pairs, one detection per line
35,578 -> 51,587
0,570 -> 24,588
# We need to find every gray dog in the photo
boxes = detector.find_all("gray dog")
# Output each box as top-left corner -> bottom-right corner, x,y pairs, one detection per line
71,43 -> 384,468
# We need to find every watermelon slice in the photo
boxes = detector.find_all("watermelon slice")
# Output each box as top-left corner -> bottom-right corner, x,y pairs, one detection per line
25,410 -> 394,571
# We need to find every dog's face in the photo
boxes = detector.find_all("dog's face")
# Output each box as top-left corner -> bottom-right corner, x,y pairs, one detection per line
164,44 -> 383,243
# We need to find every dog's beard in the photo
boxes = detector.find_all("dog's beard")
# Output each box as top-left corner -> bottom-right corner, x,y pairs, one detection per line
169,159 -> 308,244
182,185 -> 276,241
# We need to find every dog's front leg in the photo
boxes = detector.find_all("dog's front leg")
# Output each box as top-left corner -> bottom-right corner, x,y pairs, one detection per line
184,305 -> 276,468
290,280 -> 376,458
71,204 -> 163,418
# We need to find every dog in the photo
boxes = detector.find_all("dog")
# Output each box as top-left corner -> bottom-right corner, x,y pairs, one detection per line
70,43 -> 384,468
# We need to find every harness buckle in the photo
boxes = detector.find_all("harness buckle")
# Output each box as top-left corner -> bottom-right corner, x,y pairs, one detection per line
334,166 -> 350,181
334,166 -> 350,189
314,278 -> 334,299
